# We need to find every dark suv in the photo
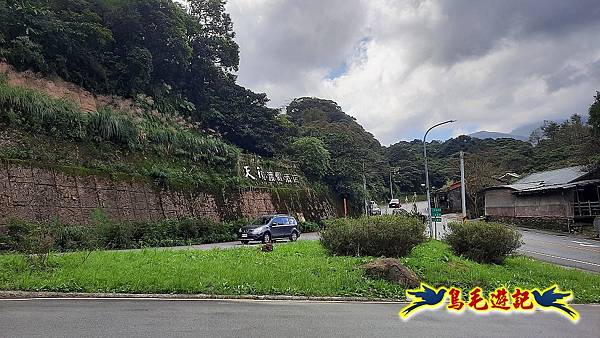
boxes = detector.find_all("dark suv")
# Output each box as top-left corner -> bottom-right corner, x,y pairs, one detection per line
238,215 -> 300,244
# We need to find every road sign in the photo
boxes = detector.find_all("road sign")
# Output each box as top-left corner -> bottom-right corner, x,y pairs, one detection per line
432,217 -> 442,222
431,208 -> 441,217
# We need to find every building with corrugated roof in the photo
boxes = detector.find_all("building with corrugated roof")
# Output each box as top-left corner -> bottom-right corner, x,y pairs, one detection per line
484,165 -> 600,228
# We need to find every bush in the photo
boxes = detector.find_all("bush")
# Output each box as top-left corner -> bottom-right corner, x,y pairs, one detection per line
53,224 -> 92,251
445,221 -> 522,264
1,219 -> 55,267
87,107 -> 140,148
320,215 -> 427,257
1,212 -> 243,253
298,221 -> 320,233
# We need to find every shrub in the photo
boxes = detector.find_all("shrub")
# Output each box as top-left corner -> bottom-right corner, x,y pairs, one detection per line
299,221 -> 320,233
445,221 -> 522,264
87,107 -> 140,148
1,219 -> 55,267
1,213 -> 243,253
320,215 -> 427,257
53,224 -> 91,251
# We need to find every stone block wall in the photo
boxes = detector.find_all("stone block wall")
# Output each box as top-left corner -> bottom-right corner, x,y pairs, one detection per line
0,161 -> 337,226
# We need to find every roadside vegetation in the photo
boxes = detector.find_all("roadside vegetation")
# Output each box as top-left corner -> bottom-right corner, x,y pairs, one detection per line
0,240 -> 598,302
0,80 -> 239,168
445,221 -> 522,263
320,215 -> 426,257
0,215 -> 246,254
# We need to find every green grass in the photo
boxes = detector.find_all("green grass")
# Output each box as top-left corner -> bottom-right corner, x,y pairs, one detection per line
0,241 -> 598,302
401,241 -> 600,303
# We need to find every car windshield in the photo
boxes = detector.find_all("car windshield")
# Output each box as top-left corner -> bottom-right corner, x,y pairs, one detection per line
253,216 -> 273,225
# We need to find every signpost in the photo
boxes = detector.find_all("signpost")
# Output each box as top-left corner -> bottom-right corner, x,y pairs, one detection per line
431,208 -> 442,238
432,208 -> 442,222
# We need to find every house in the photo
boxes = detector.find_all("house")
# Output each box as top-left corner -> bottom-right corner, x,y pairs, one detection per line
484,165 -> 600,228
433,181 -> 481,216
434,181 -> 463,213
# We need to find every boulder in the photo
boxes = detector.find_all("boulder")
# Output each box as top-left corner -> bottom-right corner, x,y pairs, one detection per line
359,258 -> 420,288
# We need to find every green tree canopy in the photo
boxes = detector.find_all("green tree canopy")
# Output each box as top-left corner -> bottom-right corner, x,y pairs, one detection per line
287,136 -> 331,179
0,0 -> 283,156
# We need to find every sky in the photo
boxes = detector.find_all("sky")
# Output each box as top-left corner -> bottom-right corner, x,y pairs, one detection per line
224,0 -> 600,144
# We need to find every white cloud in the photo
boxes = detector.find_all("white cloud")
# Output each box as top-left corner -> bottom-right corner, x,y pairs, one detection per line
226,0 -> 600,144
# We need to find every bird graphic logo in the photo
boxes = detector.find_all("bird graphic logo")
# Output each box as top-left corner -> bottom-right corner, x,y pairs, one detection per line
400,283 -> 447,319
532,285 -> 579,322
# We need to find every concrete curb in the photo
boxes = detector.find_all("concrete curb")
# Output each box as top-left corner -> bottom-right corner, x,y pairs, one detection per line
0,291 -> 405,303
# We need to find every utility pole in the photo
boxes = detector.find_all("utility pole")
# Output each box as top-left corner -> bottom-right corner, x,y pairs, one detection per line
423,120 -> 457,239
362,162 -> 368,216
460,151 -> 467,219
389,169 -> 393,200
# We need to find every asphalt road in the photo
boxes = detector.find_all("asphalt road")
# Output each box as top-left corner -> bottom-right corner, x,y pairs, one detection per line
1,299 -> 597,338
162,232 -> 320,251
518,229 -> 600,273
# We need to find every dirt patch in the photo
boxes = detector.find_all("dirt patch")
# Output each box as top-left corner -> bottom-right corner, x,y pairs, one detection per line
0,62 -> 137,115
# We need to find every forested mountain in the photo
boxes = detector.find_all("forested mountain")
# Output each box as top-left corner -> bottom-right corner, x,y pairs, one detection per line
387,110 -> 600,199
0,0 -> 598,214
286,97 -> 389,208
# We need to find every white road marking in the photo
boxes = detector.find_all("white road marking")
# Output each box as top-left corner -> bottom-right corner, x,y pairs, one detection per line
572,241 -> 599,248
519,249 -> 600,268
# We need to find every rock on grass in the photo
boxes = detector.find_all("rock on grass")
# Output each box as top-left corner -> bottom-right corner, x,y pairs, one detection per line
359,258 -> 420,288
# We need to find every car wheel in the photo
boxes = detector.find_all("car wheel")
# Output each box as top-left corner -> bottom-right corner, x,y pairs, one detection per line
262,232 -> 271,244
290,231 -> 298,242
241,240 -> 249,245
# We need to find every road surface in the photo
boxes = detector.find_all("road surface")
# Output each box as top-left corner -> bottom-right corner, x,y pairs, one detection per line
162,232 -> 320,251
518,229 -> 600,273
0,299 -> 597,338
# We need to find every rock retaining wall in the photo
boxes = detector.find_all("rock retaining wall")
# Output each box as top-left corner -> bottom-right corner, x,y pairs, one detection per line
0,161 -> 338,226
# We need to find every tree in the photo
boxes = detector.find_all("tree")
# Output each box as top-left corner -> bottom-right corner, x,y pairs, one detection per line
286,97 -> 389,212
287,137 -> 330,179
463,152 -> 501,217
589,91 -> 600,135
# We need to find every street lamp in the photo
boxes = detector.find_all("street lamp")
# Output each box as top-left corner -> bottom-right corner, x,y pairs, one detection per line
423,119 -> 457,239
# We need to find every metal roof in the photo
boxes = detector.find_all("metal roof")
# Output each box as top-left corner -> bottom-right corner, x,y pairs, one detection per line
512,179 -> 600,194
513,166 -> 587,185
488,166 -> 597,192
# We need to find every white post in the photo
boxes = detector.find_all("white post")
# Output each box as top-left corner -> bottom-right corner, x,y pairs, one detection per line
460,151 -> 467,219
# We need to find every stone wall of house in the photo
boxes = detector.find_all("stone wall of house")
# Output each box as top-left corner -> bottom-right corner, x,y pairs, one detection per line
0,161 -> 338,227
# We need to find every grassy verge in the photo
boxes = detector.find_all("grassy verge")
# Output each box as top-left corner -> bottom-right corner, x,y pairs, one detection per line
0,241 -> 598,302
402,241 -> 600,303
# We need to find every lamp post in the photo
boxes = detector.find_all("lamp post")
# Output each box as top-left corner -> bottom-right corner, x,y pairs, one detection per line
423,119 -> 456,239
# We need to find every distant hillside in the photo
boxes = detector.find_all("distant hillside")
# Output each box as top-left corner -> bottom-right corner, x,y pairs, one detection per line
469,130 -> 529,142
